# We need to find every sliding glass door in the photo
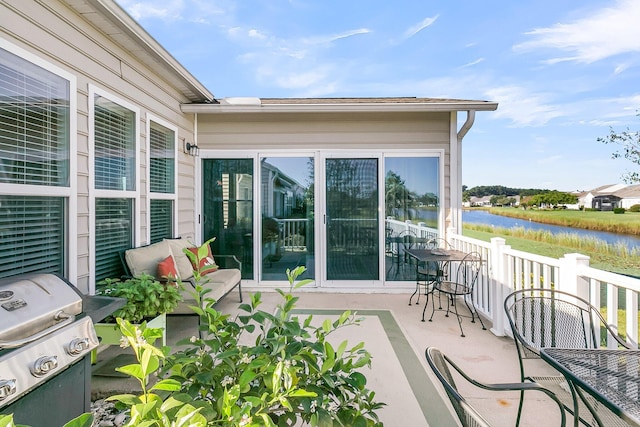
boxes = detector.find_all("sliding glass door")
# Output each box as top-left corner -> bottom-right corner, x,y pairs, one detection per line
259,156 -> 314,281
201,152 -> 439,287
324,157 -> 380,282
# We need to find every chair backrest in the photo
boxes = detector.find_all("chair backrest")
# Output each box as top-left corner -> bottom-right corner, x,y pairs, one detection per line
504,289 -> 631,363
425,347 -> 492,427
450,252 -> 482,294
427,237 -> 453,250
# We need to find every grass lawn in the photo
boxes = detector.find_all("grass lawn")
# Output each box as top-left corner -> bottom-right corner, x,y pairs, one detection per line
462,227 -> 640,278
488,207 -> 640,235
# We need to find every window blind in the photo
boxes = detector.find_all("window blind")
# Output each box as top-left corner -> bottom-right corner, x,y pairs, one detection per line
0,196 -> 65,278
95,198 -> 133,282
0,48 -> 70,186
149,121 -> 175,194
94,95 -> 135,191
150,199 -> 173,244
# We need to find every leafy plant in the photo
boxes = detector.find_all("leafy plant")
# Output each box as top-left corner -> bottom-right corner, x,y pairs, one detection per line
162,263 -> 385,426
97,273 -> 183,323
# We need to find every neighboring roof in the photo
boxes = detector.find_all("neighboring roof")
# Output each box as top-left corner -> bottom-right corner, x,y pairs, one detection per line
66,0 -> 213,103
577,184 -> 640,199
613,184 -> 640,198
181,96 -> 499,114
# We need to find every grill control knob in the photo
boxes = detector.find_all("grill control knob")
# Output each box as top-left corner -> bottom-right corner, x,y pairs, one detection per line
0,379 -> 17,401
66,337 -> 90,356
30,355 -> 58,377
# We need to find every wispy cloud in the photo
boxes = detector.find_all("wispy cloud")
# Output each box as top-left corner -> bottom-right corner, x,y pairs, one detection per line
513,0 -> 640,64
403,15 -> 439,39
460,58 -> 484,68
484,86 -> 565,127
302,29 -> 372,45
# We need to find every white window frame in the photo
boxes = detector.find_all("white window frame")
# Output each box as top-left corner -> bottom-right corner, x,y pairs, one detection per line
0,39 -> 77,283
146,114 -> 178,242
88,85 -> 140,291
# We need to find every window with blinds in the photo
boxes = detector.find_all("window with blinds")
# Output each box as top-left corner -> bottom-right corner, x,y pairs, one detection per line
95,198 -> 133,282
94,94 -> 135,191
0,48 -> 70,187
0,196 -> 65,279
149,120 -> 175,243
93,93 -> 136,281
0,47 -> 70,279
149,121 -> 175,193
150,199 -> 173,244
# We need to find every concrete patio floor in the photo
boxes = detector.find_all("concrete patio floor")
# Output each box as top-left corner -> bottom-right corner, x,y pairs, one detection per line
92,291 -> 567,426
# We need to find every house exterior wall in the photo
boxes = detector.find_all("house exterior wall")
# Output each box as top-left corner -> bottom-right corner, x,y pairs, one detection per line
196,110 -> 453,229
1,0 -> 197,293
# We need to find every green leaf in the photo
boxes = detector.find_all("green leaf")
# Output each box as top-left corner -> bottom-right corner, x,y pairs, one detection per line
321,319 -> 331,333
62,413 -> 93,427
115,363 -> 144,379
150,378 -> 182,391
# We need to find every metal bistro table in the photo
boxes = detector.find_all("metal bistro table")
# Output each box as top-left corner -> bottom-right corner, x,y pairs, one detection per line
404,247 -> 471,305
540,348 -> 640,427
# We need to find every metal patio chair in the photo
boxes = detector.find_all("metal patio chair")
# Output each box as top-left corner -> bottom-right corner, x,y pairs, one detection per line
425,251 -> 486,336
504,288 -> 634,427
409,238 -> 452,306
425,347 -> 566,427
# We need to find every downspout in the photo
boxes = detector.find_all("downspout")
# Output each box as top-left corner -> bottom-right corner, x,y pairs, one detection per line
457,110 -> 475,143
450,110 -> 476,236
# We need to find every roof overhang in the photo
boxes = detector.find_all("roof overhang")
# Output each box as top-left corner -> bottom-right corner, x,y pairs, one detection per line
65,0 -> 214,102
181,97 -> 498,114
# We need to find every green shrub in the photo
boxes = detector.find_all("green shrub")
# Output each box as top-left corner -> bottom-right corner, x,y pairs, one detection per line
629,204 -> 640,212
613,207 -> 626,214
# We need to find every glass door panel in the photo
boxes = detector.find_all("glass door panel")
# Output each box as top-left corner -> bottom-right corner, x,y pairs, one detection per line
260,156 -> 314,281
384,156 -> 439,281
325,158 -> 379,281
202,158 -> 254,279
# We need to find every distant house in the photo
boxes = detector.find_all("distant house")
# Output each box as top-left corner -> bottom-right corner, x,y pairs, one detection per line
575,184 -> 640,210
468,196 -> 492,207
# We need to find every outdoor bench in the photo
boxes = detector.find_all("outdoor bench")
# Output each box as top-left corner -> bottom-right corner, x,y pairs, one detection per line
119,237 -> 243,315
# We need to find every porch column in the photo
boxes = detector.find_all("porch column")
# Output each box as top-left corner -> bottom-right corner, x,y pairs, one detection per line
558,253 -> 591,300
489,237 -> 509,336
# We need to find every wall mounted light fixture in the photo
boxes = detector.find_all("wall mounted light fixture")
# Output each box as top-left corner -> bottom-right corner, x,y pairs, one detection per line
184,141 -> 200,156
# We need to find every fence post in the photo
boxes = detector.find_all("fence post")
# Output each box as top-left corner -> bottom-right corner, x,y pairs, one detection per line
558,253 -> 591,300
489,237 -> 508,336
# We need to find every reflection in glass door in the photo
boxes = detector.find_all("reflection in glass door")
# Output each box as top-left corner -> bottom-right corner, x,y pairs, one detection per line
325,158 -> 379,281
201,159 -> 254,279
384,156 -> 440,281
260,157 -> 314,281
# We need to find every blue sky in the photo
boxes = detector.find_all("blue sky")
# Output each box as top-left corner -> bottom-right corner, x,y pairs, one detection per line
117,0 -> 640,192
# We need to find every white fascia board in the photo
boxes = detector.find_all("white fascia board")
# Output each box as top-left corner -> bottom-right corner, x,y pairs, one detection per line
181,101 -> 498,114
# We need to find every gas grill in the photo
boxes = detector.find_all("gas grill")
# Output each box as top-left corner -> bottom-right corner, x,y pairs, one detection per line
0,273 -> 122,426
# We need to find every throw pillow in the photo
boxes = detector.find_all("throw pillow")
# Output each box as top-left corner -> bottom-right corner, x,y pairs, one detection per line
186,245 -> 218,275
157,255 -> 178,281
164,238 -> 196,280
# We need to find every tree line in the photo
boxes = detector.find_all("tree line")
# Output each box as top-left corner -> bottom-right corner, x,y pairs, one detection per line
463,186 -> 577,208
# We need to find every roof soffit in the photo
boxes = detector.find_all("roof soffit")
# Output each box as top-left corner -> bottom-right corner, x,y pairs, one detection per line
64,0 -> 213,102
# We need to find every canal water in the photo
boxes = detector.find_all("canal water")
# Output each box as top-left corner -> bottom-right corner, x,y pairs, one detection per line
463,210 -> 640,251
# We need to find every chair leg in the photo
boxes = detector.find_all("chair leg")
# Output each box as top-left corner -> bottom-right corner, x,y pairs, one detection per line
463,296 -> 487,330
422,289 -> 434,322
451,297 -> 465,337
515,390 -> 525,427
409,286 -> 418,305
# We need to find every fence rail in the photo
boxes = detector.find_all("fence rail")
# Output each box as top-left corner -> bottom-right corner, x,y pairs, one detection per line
448,230 -> 640,349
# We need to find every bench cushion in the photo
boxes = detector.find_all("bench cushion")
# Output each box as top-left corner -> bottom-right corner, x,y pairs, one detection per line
125,240 -> 172,277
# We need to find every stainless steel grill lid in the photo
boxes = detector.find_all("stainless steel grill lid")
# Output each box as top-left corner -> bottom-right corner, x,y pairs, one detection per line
0,274 -> 83,348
